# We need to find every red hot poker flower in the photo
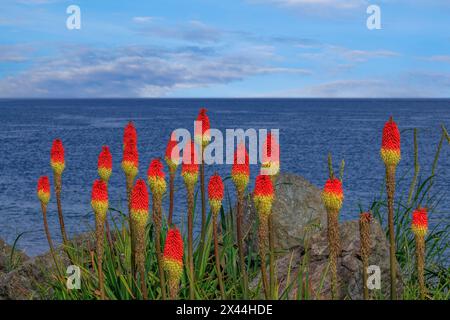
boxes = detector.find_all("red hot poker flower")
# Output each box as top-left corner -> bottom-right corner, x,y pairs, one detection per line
163,227 -> 184,281
122,140 -> 139,177
261,133 -> 280,176
253,174 -> 274,216
37,176 -> 51,205
194,108 -> 211,147
208,173 -> 224,214
123,121 -> 137,148
91,179 -> 109,217
130,179 -> 149,227
231,143 -> 250,193
50,139 -> 65,175
98,146 -> 112,183
380,116 -> 401,166
147,158 -> 166,197
181,140 -> 199,187
322,178 -> 344,212
412,207 -> 428,237
165,134 -> 180,172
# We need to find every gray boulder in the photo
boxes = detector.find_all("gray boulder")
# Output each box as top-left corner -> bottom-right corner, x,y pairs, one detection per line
252,219 -> 403,300
242,173 -> 327,252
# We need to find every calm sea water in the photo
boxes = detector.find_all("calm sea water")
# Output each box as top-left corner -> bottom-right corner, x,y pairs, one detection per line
0,99 -> 448,256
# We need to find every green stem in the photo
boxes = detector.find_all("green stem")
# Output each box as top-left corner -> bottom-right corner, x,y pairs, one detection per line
236,192 -> 249,299
213,213 -> 225,299
386,165 -> 397,300
187,186 -> 195,299
154,196 -> 167,300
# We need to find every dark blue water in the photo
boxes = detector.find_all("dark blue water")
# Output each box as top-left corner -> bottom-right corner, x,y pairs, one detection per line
0,99 -> 448,256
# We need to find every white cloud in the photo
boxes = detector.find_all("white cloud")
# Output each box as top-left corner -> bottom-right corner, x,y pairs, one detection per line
132,16 -> 159,24
0,45 -> 310,97
425,55 -> 450,63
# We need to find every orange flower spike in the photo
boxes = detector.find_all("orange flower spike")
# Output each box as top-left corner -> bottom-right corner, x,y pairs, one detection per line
181,140 -> 199,187
123,121 -> 137,149
322,178 -> 344,212
231,143 -> 250,193
121,140 -> 139,178
380,116 -> 401,167
208,173 -> 224,215
37,176 -> 51,205
98,146 -> 112,183
147,158 -> 167,198
165,135 -> 180,173
50,139 -> 65,175
253,175 -> 275,217
163,227 -> 184,283
261,133 -> 280,176
91,179 -> 109,218
194,108 -> 211,147
412,207 -> 428,237
130,179 -> 149,227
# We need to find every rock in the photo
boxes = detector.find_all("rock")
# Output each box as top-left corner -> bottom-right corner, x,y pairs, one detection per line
0,238 -> 29,273
0,236 -> 85,300
251,219 -> 403,300
242,173 -> 327,252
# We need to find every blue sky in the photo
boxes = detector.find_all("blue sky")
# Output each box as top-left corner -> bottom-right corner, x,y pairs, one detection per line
0,0 -> 449,97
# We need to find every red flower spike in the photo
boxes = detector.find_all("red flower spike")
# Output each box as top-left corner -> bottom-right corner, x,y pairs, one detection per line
121,140 -> 139,177
261,133 -> 280,176
412,207 -> 428,237
165,134 -> 180,172
194,108 -> 211,147
163,227 -> 184,281
130,179 -> 149,227
37,176 -> 51,205
50,139 -> 65,174
253,175 -> 274,216
322,178 -> 344,212
231,143 -> 250,193
380,116 -> 401,166
147,158 -> 166,196
91,179 -> 108,216
181,140 -> 199,186
123,121 -> 137,148
208,173 -> 224,214
98,146 -> 112,183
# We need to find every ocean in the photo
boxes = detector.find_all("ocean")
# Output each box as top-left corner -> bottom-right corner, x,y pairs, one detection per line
0,98 -> 448,256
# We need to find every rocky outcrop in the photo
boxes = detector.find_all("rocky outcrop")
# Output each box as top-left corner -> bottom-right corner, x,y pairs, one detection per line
252,219 -> 403,300
0,239 -> 75,300
242,173 -> 327,252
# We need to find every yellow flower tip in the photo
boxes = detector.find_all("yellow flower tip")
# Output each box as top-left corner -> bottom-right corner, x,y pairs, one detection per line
98,167 -> 112,183
261,161 -> 280,176
209,199 -> 222,215
91,200 -> 108,217
412,225 -> 427,238
194,134 -> 211,148
231,173 -> 249,193
163,258 -> 183,282
37,190 -> 50,205
182,172 -> 198,187
148,176 -> 167,197
321,192 -> 343,212
121,161 -> 138,177
165,156 -> 178,173
380,149 -> 401,167
130,209 -> 149,227
254,194 -> 274,217
51,161 -> 65,175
